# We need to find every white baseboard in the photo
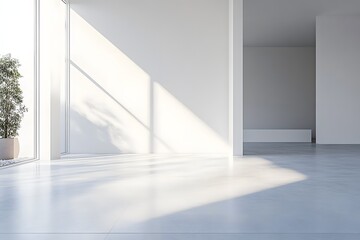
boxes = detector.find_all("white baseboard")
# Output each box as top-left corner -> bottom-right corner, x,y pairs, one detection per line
244,129 -> 312,143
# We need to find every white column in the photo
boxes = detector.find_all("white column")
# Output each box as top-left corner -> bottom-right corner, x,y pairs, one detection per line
38,0 -> 63,160
229,0 -> 243,156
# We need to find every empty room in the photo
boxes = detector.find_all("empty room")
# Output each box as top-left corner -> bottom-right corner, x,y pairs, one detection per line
1,0 -> 360,240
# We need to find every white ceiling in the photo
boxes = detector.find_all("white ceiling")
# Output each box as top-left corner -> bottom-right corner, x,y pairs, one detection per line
244,0 -> 360,47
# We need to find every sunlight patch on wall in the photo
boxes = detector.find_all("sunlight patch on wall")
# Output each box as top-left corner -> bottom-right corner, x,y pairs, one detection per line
70,8 -> 230,154
154,83 -> 229,153
70,9 -> 151,153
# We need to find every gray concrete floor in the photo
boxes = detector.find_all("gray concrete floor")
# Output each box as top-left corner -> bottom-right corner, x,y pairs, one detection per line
1,143 -> 360,240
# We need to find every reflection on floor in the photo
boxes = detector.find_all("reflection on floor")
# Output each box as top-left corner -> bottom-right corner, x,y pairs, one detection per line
0,158 -> 36,169
1,143 -> 360,240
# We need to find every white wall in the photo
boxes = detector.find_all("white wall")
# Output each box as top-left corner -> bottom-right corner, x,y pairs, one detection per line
69,0 -> 240,154
316,16 -> 360,144
244,47 -> 316,139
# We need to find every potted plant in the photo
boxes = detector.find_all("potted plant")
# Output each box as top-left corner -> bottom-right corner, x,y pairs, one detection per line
0,54 -> 27,159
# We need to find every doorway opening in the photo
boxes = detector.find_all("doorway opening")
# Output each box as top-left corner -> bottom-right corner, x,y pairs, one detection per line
243,0 -> 316,155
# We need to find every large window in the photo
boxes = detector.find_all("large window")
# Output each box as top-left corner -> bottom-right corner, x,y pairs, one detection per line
0,0 -> 37,159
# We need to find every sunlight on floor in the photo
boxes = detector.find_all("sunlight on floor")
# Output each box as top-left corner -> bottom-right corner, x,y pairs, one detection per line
54,154 -> 307,226
3,144 -> 360,237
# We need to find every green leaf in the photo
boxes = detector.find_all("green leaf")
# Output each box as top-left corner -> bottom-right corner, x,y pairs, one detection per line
0,54 -> 27,138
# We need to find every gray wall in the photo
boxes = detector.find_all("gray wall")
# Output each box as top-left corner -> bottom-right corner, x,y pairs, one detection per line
316,16 -> 360,144
69,0 -> 236,154
244,47 -> 316,138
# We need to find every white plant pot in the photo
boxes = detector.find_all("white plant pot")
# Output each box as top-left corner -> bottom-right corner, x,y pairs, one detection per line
0,138 -> 19,160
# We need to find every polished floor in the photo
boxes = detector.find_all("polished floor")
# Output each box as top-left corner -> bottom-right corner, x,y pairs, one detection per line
1,143 -> 360,240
